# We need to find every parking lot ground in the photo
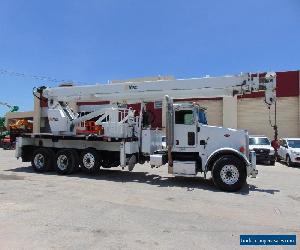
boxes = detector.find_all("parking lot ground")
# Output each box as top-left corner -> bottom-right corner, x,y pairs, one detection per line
0,149 -> 299,250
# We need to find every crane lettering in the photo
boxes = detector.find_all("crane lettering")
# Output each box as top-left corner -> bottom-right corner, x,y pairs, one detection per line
129,85 -> 138,90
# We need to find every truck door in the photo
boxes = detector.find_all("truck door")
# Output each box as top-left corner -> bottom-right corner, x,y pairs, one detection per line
173,109 -> 197,148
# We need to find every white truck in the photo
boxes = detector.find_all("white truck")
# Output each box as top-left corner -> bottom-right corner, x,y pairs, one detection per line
15,72 -> 276,191
249,135 -> 275,165
277,138 -> 300,166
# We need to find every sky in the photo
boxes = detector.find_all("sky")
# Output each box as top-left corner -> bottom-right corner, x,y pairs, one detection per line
0,0 -> 300,116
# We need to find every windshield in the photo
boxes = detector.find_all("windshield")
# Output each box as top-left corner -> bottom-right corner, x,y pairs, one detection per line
198,110 -> 207,124
287,140 -> 300,148
249,137 -> 270,145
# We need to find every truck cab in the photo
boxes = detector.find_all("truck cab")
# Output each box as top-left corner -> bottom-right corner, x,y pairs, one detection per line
173,103 -> 202,150
153,98 -> 257,191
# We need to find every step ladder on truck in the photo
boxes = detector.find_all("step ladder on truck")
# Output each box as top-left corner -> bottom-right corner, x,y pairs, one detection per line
15,72 -> 276,191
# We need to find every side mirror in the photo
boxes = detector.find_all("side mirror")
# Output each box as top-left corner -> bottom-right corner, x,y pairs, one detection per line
284,145 -> 288,148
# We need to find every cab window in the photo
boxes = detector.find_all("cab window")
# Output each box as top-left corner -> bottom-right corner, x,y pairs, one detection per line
175,110 -> 194,125
249,137 -> 270,145
287,140 -> 300,148
282,140 -> 287,147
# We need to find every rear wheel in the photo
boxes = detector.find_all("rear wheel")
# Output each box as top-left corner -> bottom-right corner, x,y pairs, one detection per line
31,148 -> 55,172
80,149 -> 101,174
55,149 -> 79,175
212,155 -> 247,192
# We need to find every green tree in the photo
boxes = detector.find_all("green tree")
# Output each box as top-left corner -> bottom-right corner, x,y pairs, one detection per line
0,117 -> 6,140
0,117 -> 5,131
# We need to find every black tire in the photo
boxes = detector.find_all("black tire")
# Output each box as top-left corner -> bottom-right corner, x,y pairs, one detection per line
276,155 -> 281,162
55,149 -> 79,175
31,148 -> 55,172
80,148 -> 101,174
270,160 -> 275,166
286,155 -> 293,167
212,155 -> 247,192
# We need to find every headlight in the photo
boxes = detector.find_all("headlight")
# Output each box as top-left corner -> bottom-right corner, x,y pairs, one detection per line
269,149 -> 275,155
291,150 -> 299,155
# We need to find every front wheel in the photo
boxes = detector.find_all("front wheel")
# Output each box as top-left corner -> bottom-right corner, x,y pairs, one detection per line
276,155 -> 281,162
212,155 -> 247,192
286,155 -> 293,167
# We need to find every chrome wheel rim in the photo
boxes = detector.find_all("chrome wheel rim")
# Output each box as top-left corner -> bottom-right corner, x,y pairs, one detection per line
220,165 -> 239,185
57,155 -> 68,171
82,153 -> 95,169
34,153 -> 45,169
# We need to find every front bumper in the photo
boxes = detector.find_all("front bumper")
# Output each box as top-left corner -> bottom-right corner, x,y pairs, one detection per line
289,154 -> 300,164
256,153 -> 275,162
248,151 -> 258,178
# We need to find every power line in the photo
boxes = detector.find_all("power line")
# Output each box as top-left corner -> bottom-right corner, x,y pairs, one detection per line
0,68 -> 90,85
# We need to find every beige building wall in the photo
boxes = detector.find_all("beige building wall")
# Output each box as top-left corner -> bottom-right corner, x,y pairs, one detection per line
33,96 -> 41,133
5,111 -> 34,128
276,97 -> 299,138
237,97 -> 299,138
196,99 -> 223,126
223,96 -> 237,129
237,97 -> 270,136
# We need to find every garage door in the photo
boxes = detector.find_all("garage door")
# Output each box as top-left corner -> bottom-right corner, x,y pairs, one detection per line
237,97 -> 299,138
196,99 -> 223,126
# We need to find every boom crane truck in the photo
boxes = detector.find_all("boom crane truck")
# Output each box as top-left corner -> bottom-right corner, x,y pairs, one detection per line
15,72 -> 276,191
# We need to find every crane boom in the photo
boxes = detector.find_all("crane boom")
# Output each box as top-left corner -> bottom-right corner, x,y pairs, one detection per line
36,72 -> 276,135
41,72 -> 276,106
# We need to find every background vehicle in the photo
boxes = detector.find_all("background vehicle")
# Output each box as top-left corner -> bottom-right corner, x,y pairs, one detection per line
277,138 -> 300,167
162,136 -> 166,150
1,135 -> 15,150
0,101 -> 20,148
0,119 -> 32,150
249,136 -> 275,165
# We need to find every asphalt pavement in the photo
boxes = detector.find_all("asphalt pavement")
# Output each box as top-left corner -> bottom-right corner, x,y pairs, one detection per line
0,149 -> 299,250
